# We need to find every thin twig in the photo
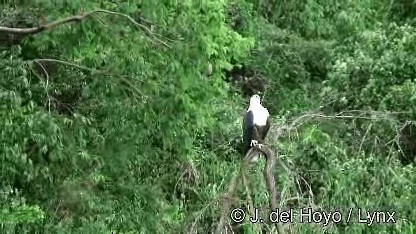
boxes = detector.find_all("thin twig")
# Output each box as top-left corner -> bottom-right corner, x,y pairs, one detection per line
271,110 -> 408,142
32,58 -> 102,73
0,9 -> 171,48
31,60 -> 51,112
92,9 -> 170,47
189,199 -> 219,234
359,122 -> 373,154
27,58 -> 147,105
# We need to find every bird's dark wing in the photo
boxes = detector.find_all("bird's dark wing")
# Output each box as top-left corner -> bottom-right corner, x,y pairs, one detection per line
243,110 -> 254,154
242,109 -> 247,131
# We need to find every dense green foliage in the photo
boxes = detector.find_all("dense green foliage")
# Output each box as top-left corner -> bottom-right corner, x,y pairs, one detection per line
1,0 -> 416,233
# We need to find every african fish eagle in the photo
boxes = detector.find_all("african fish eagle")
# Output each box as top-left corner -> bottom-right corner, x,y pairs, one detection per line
243,94 -> 271,160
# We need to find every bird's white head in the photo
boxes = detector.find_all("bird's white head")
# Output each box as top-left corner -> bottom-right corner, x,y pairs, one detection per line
249,94 -> 261,106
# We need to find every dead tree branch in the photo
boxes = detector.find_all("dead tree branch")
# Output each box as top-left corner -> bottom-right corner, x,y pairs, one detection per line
244,146 -> 283,234
0,12 -> 91,35
216,145 -> 283,234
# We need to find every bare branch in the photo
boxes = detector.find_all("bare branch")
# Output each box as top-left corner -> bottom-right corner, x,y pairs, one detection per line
0,12 -> 91,34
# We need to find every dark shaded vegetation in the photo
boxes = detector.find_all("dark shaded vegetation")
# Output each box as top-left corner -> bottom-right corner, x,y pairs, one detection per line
1,0 -> 416,233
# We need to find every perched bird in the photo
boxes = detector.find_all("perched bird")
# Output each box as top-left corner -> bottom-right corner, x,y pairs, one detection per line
243,94 -> 271,161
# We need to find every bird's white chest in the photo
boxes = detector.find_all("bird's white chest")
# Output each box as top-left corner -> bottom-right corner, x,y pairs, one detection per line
250,106 -> 269,126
